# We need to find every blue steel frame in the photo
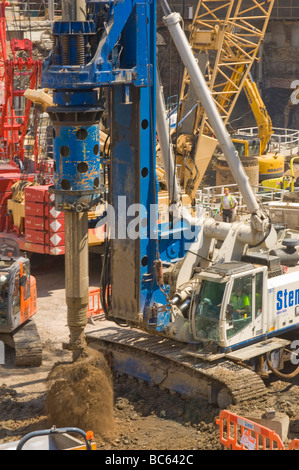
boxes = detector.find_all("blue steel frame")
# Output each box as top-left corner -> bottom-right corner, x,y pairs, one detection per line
42,0 -> 153,89
41,0 -> 194,331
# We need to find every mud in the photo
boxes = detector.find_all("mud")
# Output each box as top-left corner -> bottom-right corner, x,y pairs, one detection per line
46,349 -> 114,436
0,255 -> 299,450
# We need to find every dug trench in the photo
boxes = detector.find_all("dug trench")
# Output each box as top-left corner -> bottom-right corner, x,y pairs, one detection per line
0,255 -> 299,450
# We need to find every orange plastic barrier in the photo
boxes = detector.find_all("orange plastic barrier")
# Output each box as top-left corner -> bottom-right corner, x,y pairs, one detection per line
216,410 -> 299,450
288,439 -> 299,450
87,288 -> 103,318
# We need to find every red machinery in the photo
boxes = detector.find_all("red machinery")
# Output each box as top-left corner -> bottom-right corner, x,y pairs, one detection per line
0,0 -> 42,169
0,2 -> 63,257
0,2 -> 102,259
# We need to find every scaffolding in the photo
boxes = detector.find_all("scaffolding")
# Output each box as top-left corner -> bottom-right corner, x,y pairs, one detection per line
5,1 -> 61,21
0,0 -> 55,173
271,0 -> 299,19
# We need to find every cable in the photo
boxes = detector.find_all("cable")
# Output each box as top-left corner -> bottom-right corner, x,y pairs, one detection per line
99,236 -> 110,318
99,233 -> 128,327
248,200 -> 273,249
266,350 -> 299,379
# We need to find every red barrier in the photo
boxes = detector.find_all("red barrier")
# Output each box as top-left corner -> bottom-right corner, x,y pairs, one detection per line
88,288 -> 104,318
288,439 -> 299,450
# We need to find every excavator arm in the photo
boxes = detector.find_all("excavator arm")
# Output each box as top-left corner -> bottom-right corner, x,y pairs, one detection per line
243,76 -> 273,155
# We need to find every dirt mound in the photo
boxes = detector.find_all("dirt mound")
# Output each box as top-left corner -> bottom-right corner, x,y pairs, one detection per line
45,349 -> 115,436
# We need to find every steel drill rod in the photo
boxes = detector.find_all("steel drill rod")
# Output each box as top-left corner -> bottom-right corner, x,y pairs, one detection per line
62,0 -> 86,21
64,211 -> 89,359
62,0 -> 89,360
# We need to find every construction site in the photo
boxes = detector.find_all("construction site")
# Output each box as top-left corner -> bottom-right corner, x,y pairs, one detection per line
1,0 -> 299,451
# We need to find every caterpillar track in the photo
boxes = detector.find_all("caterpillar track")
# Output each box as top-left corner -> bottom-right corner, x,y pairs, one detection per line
86,326 -> 267,409
0,319 -> 42,367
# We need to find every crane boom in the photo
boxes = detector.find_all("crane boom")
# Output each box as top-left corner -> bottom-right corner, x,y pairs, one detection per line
161,2 -> 260,216
176,0 -> 275,200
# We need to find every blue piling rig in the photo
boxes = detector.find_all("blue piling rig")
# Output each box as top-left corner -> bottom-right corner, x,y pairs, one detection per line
42,1 -> 107,212
41,0 -> 194,349
43,0 -> 157,212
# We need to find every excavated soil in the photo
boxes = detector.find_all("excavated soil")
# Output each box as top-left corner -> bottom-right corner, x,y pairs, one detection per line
45,349 -> 115,436
0,255 -> 299,451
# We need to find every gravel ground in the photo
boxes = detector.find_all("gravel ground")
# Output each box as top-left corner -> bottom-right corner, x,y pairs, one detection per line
0,254 -> 299,451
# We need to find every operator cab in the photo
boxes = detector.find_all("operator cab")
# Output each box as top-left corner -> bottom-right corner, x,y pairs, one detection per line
0,237 -> 31,333
232,135 -> 261,158
191,261 -> 267,353
0,236 -> 20,260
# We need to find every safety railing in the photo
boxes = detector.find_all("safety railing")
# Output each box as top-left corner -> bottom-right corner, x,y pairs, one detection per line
195,182 -> 289,220
216,410 -> 299,450
196,183 -> 247,218
235,127 -> 299,158
5,1 -> 62,22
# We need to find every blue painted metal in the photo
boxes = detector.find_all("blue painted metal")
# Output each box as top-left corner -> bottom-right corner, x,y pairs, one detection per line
41,0 -> 155,211
46,89 -> 104,211
42,0 -> 193,333
51,21 -> 97,66
42,0 -> 153,89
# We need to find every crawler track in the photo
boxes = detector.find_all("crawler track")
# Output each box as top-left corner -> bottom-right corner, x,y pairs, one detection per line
0,319 -> 42,367
87,327 -> 267,408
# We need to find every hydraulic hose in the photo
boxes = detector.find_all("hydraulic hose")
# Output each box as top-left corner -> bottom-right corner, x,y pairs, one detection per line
266,351 -> 299,379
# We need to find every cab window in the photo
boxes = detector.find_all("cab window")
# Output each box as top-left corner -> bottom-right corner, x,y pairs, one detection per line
248,140 -> 260,157
233,141 -> 246,157
227,276 -> 252,339
13,274 -> 20,316
255,272 -> 263,317
0,273 -> 9,325
22,262 -> 30,301
194,280 -> 225,342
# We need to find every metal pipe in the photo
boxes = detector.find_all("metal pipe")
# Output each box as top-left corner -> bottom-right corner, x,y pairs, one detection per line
48,0 -> 54,21
156,68 -> 180,204
64,211 -> 89,359
203,217 -> 270,246
160,2 -> 260,215
62,0 -> 86,21
60,0 -> 89,360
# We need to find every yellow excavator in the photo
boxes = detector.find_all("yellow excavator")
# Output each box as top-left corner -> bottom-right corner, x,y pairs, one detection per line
232,76 -> 285,182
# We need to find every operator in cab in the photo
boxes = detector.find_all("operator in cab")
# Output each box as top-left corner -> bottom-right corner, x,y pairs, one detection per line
230,286 -> 250,318
220,188 -> 237,223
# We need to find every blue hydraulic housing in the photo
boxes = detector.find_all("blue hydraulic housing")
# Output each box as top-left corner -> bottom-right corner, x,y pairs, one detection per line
41,0 -> 155,212
41,0 -> 194,330
47,89 -> 104,211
